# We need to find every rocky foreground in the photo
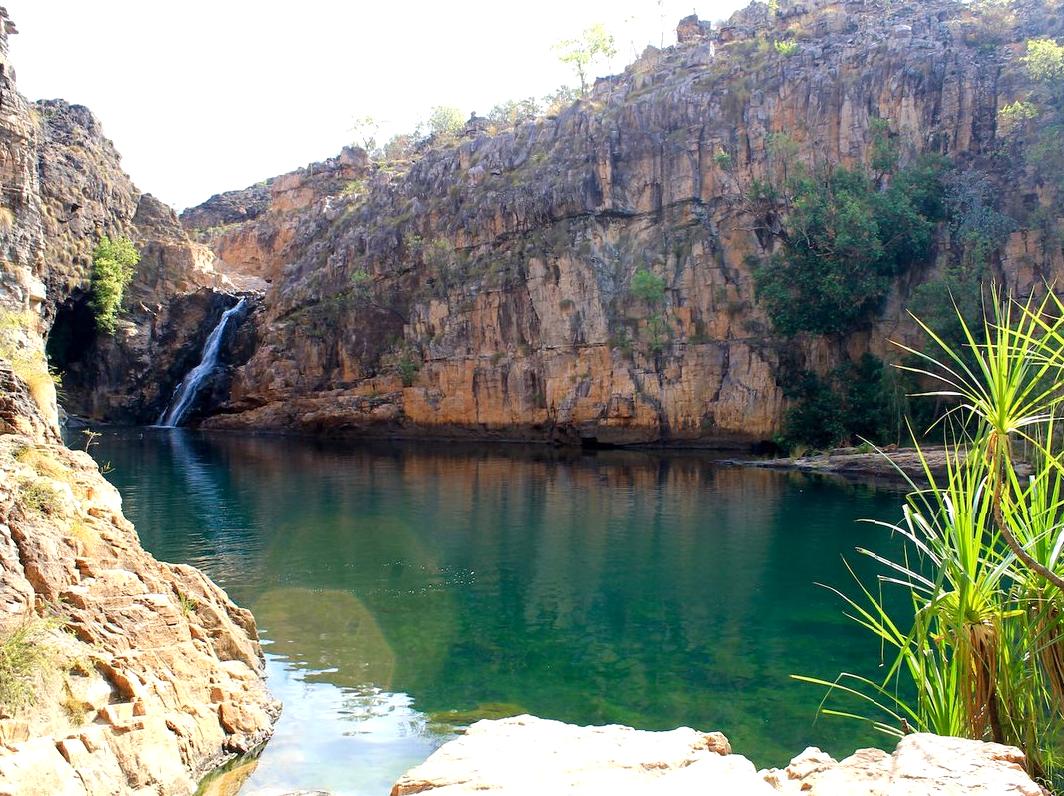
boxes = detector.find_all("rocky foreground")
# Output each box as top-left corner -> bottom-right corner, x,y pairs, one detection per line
392,715 -> 1045,795
0,9 -> 278,795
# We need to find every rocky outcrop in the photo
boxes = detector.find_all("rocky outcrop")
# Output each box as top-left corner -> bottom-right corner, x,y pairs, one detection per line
35,100 -> 245,424
391,715 -> 1044,795
764,734 -> 1045,795
175,0 -> 1064,446
0,414 -> 279,795
0,8 -> 277,794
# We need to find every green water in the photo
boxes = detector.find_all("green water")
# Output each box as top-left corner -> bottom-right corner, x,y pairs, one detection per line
88,428 -> 907,794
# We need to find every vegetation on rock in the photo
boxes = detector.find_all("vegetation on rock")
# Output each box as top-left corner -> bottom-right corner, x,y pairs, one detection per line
752,150 -> 946,337
0,617 -> 56,712
554,24 -> 616,96
90,235 -> 140,334
800,294 -> 1064,790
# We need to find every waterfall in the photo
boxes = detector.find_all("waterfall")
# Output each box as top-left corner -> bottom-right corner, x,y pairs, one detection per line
157,298 -> 248,428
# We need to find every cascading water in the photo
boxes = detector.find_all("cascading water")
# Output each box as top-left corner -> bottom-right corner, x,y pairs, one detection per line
157,298 -> 248,428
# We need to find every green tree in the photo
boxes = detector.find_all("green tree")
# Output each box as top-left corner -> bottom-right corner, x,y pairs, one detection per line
554,24 -> 617,96
753,159 -> 944,336
422,106 -> 464,142
630,267 -> 666,304
350,115 -> 381,152
90,235 -> 139,334
488,98 -> 541,130
1023,37 -> 1064,84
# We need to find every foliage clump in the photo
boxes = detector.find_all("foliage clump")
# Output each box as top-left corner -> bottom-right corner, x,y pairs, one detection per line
799,294 -> 1064,789
628,268 -> 670,353
999,38 -> 1064,208
777,354 -> 897,450
90,235 -> 140,334
753,154 -> 946,336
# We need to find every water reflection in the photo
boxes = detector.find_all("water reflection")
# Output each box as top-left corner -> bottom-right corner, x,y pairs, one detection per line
91,430 -> 906,794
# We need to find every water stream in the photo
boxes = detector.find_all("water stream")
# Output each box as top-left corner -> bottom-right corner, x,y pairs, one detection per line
157,298 -> 247,427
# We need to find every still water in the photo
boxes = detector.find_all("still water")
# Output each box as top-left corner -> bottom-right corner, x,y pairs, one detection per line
87,428 -> 906,794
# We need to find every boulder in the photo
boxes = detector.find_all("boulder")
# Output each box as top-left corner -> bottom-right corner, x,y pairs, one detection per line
391,717 -> 1046,796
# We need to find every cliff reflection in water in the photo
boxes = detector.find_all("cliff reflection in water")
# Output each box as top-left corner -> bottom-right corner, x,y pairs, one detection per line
93,430 -> 903,794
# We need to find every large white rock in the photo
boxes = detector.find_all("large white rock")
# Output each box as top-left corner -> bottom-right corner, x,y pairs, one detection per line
392,716 -> 1046,796
763,733 -> 1045,796
390,714 -> 772,795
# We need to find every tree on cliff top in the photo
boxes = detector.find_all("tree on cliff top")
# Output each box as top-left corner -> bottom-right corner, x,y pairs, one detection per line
554,24 -> 616,96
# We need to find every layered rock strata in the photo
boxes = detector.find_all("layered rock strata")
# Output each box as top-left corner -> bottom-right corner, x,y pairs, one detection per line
176,0 -> 1064,446
391,715 -> 1044,795
0,9 -> 277,795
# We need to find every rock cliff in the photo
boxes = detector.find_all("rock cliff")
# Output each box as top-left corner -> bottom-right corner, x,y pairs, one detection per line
170,0 -> 1064,446
0,9 -> 277,795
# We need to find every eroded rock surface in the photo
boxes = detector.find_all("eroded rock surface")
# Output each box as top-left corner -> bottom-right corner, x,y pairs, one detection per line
391,716 -> 1045,795
174,0 -> 1064,446
764,734 -> 1045,795
0,8 -> 278,794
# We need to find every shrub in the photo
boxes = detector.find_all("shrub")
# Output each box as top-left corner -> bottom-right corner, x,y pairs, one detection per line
713,149 -> 733,170
630,268 -> 666,305
944,169 -> 1017,266
17,477 -> 62,515
998,100 -> 1041,136
773,39 -> 798,57
397,357 -> 419,387
776,354 -> 895,450
798,293 -> 1064,788
753,157 -> 945,336
1023,38 -> 1064,84
90,235 -> 140,334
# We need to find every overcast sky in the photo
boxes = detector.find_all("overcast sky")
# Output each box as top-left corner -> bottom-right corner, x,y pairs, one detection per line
8,0 -> 742,211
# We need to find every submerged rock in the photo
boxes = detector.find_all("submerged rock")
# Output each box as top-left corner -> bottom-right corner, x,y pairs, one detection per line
391,715 -> 1045,795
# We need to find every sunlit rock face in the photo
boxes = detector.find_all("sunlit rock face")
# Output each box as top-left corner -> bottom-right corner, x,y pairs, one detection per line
0,9 -> 278,795
391,716 -> 1044,795
13,89 -> 239,424
177,0 -> 1064,446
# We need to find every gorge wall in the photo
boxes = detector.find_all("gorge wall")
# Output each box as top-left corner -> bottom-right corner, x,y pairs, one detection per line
158,0 -> 1064,447
0,9 -> 277,795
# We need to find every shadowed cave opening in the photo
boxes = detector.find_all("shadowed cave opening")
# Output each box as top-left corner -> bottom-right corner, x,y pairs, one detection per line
45,293 -> 97,373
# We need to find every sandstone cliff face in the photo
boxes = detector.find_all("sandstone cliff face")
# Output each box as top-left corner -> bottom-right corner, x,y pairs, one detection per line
177,0 -> 1064,446
0,10 -> 277,794
27,94 -> 243,424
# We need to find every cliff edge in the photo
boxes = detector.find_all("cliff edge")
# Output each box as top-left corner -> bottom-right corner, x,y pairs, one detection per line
0,9 -> 278,795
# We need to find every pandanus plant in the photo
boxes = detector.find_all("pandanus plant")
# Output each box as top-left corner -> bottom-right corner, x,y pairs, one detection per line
796,289 -> 1064,788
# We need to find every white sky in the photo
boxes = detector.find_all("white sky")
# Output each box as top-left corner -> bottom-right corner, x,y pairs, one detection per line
8,0 -> 742,211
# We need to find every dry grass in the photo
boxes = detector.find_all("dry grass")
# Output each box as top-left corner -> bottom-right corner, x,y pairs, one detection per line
0,309 -> 57,414
15,445 -> 68,480
60,687 -> 87,726
0,617 -> 57,713
16,477 -> 63,516
67,517 -> 98,546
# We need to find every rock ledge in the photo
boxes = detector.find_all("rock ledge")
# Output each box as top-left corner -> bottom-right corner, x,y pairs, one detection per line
391,715 -> 1045,795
